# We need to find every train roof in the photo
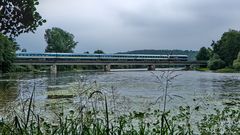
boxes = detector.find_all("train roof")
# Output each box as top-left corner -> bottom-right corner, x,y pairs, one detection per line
16,52 -> 188,57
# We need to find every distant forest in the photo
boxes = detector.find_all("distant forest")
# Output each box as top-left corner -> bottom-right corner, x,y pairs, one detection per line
118,49 -> 198,60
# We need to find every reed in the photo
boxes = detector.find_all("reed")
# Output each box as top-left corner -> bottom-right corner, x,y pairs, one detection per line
0,74 -> 239,134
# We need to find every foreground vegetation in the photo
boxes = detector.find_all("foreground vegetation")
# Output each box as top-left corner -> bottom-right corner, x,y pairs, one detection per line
0,90 -> 239,135
0,101 -> 239,135
0,72 -> 239,135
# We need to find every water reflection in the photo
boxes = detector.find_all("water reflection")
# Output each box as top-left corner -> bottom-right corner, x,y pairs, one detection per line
0,70 -> 239,113
212,76 -> 240,101
0,80 -> 18,109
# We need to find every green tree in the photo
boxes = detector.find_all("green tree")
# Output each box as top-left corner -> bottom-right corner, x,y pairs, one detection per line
212,29 -> 240,66
0,34 -> 17,73
45,27 -> 78,53
208,53 -> 225,70
94,50 -> 104,54
0,0 -> 46,38
233,51 -> 240,70
196,47 -> 210,61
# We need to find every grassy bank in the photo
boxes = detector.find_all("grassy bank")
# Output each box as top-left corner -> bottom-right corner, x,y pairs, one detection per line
0,97 -> 239,134
195,67 -> 240,73
195,67 -> 210,72
216,67 -> 240,73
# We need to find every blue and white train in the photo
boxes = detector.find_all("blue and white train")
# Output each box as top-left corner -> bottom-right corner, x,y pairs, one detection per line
16,53 -> 188,61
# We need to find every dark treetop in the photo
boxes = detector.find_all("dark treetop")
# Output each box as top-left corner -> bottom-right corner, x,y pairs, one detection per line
45,27 -> 78,53
212,30 -> 240,66
0,0 -> 46,38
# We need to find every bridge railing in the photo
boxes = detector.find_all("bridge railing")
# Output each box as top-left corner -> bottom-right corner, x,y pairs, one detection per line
13,59 -> 207,66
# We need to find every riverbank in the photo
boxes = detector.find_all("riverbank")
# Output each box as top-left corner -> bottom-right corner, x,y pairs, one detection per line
12,64 -> 240,74
11,66 -> 187,74
195,67 -> 240,73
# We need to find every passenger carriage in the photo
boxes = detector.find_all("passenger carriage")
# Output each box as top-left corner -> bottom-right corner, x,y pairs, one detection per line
16,53 -> 188,62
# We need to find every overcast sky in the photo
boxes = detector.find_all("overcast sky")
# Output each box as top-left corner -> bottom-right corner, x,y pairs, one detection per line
16,0 -> 240,53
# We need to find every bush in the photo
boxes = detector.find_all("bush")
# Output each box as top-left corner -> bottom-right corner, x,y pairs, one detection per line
233,51 -> 240,70
216,67 -> 236,73
233,61 -> 240,70
208,54 -> 225,70
0,34 -> 16,73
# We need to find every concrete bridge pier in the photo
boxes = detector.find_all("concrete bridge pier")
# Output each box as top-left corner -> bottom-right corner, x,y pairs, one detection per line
50,64 -> 57,74
147,65 -> 156,71
103,65 -> 111,72
185,65 -> 191,70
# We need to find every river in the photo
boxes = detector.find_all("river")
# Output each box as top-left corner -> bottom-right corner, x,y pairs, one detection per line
0,69 -> 239,117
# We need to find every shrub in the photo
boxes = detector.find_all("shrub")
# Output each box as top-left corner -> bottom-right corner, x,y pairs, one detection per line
0,34 -> 17,73
208,54 -> 225,70
233,51 -> 240,70
233,62 -> 240,70
217,67 -> 236,73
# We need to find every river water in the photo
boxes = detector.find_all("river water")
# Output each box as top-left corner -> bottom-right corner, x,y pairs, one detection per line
0,69 -> 239,116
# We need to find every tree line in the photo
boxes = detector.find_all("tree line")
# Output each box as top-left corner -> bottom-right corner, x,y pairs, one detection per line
196,29 -> 240,70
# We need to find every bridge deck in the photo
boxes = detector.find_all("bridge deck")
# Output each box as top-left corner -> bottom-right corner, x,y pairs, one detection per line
13,60 -> 207,66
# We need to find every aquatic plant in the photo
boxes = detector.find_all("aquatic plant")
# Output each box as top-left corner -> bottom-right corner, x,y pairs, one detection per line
0,73 -> 239,134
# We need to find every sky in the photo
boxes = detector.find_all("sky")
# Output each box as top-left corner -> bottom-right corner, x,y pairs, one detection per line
16,0 -> 240,53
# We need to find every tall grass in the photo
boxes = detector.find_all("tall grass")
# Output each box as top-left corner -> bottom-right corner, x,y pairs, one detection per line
0,73 -> 239,134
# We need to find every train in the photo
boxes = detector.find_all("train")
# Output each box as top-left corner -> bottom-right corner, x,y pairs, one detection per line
16,53 -> 188,61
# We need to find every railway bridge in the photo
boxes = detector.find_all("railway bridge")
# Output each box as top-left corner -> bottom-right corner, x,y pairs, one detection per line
12,59 -> 207,73
0,53 -> 207,73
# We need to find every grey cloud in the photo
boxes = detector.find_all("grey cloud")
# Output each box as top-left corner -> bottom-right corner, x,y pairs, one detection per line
16,0 -> 240,53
